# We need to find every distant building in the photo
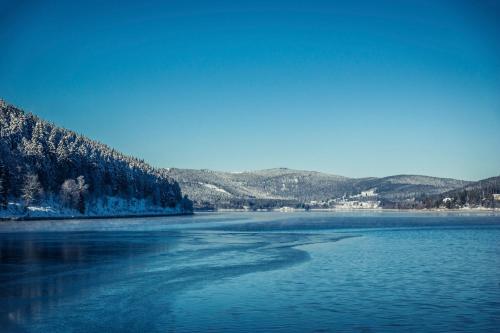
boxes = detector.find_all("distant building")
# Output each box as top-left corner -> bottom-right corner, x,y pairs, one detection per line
493,194 -> 500,201
361,189 -> 377,197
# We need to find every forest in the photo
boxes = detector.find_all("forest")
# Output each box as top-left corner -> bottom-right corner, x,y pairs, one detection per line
1,99 -> 498,216
0,100 -> 192,217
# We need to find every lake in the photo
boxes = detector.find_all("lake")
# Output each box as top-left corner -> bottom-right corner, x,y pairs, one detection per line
1,212 -> 499,332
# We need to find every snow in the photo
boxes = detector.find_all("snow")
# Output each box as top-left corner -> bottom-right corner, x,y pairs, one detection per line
0,197 -> 185,220
27,206 -> 57,213
334,200 -> 381,210
361,189 -> 377,197
275,206 -> 297,212
350,189 -> 377,199
200,183 -> 231,195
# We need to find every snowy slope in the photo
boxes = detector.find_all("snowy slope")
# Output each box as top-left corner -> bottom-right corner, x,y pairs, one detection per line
167,168 -> 470,209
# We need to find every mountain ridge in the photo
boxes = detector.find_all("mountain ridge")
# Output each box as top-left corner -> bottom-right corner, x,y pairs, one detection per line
1,98 -> 497,214
165,167 -> 477,210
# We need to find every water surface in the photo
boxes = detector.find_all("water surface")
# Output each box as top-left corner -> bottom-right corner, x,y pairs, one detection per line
1,212 -> 499,332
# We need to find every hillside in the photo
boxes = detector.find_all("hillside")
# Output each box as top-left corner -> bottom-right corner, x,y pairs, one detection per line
0,99 -> 192,218
166,168 -> 472,210
419,176 -> 500,209
1,98 -> 492,215
166,168 -> 355,209
354,175 -> 470,203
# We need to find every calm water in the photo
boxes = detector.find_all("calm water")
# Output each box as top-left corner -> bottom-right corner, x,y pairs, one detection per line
1,212 -> 499,333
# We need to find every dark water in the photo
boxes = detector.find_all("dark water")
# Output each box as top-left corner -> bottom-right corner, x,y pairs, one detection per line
1,212 -> 499,333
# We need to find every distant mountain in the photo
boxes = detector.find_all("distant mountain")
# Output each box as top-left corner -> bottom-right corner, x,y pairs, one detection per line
166,168 -> 472,210
0,99 -> 192,218
166,168 -> 352,209
1,98 -> 494,216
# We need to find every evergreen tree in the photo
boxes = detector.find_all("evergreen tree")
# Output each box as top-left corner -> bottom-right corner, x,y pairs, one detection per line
0,100 -> 192,216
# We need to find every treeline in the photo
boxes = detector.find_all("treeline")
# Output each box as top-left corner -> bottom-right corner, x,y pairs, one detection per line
380,176 -> 500,209
0,100 -> 192,214
195,197 -> 307,211
429,176 -> 500,209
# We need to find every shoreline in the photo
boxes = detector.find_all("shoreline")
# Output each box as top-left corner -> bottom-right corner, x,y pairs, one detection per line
2,208 -> 499,222
201,208 -> 500,214
0,211 -> 194,222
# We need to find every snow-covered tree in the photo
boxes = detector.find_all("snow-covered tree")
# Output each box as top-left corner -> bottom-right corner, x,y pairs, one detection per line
21,173 -> 43,207
60,178 -> 79,208
0,100 -> 189,214
76,176 -> 89,213
0,177 -> 3,208
0,161 -> 6,209
60,176 -> 88,213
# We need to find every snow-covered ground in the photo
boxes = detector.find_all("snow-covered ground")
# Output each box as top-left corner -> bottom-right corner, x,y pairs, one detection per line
334,200 -> 381,209
0,197 -> 187,220
200,182 -> 231,195
350,189 -> 377,199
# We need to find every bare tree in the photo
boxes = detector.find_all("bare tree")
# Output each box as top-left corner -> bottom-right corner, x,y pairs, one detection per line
21,173 -> 43,208
60,179 -> 78,209
60,176 -> 89,213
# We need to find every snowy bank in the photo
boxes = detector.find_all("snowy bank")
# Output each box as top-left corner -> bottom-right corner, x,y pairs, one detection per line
0,197 -> 193,221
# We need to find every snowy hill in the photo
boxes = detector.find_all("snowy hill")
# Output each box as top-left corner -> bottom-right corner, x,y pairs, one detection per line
0,98 -> 486,215
166,168 -> 353,209
0,99 -> 192,219
166,168 -> 471,210
352,175 -> 470,201
422,176 -> 500,209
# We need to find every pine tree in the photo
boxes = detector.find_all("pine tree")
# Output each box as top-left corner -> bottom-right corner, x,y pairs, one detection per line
0,100 -> 192,214
0,161 -> 8,209
0,177 -> 3,208
76,176 -> 89,213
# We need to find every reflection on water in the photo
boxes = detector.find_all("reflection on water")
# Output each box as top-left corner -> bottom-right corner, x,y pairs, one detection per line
0,231 -> 178,331
0,212 -> 499,332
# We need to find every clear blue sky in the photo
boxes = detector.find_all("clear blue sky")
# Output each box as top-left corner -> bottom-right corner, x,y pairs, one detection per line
1,0 -> 499,180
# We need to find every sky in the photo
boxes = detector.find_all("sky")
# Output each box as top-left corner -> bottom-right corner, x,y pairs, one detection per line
0,0 -> 499,180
